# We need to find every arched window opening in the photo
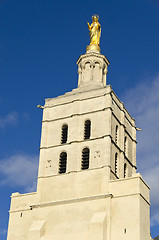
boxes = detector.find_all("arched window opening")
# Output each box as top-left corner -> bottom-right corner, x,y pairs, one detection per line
84,120 -> 91,140
59,152 -> 67,174
124,163 -> 127,178
124,136 -> 127,155
81,148 -> 90,170
115,125 -> 118,144
115,153 -> 118,176
61,125 -> 68,144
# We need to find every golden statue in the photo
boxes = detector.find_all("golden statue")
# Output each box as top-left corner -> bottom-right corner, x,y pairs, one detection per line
87,15 -> 101,52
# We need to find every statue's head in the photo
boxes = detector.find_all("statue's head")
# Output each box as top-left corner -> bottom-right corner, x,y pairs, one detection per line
92,14 -> 99,22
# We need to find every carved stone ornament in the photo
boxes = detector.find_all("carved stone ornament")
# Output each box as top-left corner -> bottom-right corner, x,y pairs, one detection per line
46,160 -> 52,168
94,150 -> 101,158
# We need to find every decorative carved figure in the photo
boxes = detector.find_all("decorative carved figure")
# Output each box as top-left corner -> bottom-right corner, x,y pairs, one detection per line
87,15 -> 101,52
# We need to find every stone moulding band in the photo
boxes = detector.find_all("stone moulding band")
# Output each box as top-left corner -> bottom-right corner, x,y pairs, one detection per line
30,194 -> 113,209
43,96 -> 135,129
9,193 -> 113,213
112,193 -> 150,206
45,86 -> 111,106
42,106 -> 136,131
39,134 -> 137,167
9,192 -> 149,214
38,165 -> 111,179
39,134 -> 112,149
42,106 -> 112,123
76,52 -> 110,66
45,91 -> 111,108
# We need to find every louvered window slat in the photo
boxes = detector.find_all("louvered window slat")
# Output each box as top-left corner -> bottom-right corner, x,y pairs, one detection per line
59,152 -> 67,174
61,125 -> 68,144
115,153 -> 118,176
84,120 -> 91,140
81,148 -> 90,170
115,125 -> 118,144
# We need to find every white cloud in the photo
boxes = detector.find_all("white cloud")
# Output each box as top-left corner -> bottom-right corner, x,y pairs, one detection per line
122,75 -> 159,228
0,111 -> 18,128
0,154 -> 38,192
151,212 -> 159,227
144,166 -> 159,206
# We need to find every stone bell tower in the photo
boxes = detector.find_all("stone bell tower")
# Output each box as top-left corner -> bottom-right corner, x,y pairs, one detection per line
7,16 -> 150,240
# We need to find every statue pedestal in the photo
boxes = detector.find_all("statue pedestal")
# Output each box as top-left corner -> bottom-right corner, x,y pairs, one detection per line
86,44 -> 100,52
76,51 -> 109,89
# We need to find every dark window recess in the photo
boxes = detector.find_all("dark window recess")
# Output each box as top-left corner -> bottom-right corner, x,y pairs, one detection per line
124,163 -> 127,178
81,148 -> 90,170
115,125 -> 118,144
59,152 -> 67,174
124,137 -> 127,153
84,120 -> 91,140
115,153 -> 118,175
61,125 -> 68,144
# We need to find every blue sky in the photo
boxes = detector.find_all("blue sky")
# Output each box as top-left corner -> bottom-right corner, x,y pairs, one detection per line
0,0 -> 159,239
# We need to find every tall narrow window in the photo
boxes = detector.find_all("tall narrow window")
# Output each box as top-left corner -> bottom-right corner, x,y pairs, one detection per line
115,153 -> 118,176
124,136 -> 128,157
115,125 -> 118,144
124,136 -> 127,155
81,148 -> 90,170
61,124 -> 68,144
124,163 -> 127,178
59,152 -> 67,174
84,120 -> 91,140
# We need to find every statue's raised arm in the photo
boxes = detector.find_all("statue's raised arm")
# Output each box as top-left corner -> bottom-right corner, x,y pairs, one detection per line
87,22 -> 92,31
87,15 -> 101,52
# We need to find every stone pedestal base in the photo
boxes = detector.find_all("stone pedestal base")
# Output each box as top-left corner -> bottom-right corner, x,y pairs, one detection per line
86,44 -> 100,52
77,51 -> 109,88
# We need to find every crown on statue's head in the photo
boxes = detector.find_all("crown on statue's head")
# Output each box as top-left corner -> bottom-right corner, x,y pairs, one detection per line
92,14 -> 99,20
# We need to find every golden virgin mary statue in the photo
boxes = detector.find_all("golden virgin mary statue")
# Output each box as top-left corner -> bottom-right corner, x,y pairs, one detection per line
87,15 -> 101,52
